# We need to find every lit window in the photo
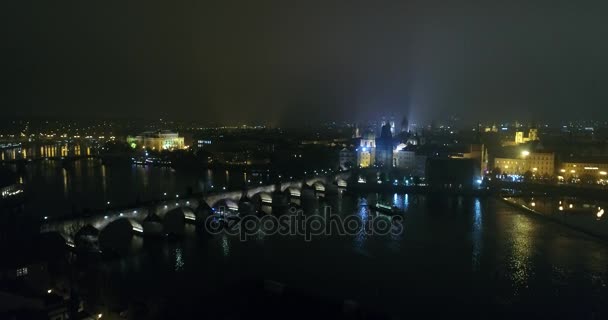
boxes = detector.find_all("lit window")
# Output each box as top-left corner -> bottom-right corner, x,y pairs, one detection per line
16,267 -> 28,277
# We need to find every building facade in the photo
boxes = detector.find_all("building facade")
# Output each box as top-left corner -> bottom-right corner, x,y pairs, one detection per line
559,158 -> 608,183
494,152 -> 555,176
127,130 -> 185,151
357,131 -> 376,168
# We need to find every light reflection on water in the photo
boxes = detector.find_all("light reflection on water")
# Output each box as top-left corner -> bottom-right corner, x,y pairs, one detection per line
174,248 -> 185,271
507,214 -> 535,296
354,202 -> 370,253
221,234 -> 230,257
472,199 -> 482,271
57,193 -> 608,317
19,161 -> 262,219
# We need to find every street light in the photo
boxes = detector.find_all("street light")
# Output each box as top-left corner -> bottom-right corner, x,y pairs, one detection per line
521,151 -> 530,157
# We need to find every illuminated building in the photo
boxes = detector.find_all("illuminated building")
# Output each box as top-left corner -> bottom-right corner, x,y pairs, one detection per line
494,152 -> 555,176
559,158 -> 608,183
514,128 -> 540,145
127,130 -> 185,151
357,131 -> 376,168
393,144 -> 426,177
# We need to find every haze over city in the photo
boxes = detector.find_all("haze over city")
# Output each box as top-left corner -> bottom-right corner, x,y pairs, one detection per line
4,0 -> 608,126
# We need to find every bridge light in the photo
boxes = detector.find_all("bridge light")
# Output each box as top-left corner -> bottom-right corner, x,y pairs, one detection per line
222,187 -> 226,190
175,203 -> 178,206
44,216 -> 48,220
119,213 -> 123,216
97,313 -> 103,319
559,206 -> 564,211
106,201 -> 110,205
133,210 -> 137,213
104,216 -> 108,219
164,192 -> 167,196
598,209 -> 605,218
176,194 -> 179,198
47,289 -> 52,294
164,205 -> 168,209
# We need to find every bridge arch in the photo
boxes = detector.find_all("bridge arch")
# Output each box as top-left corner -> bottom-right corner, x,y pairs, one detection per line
74,224 -> 101,252
164,207 -> 197,223
252,192 -> 273,206
40,231 -> 74,249
211,199 -> 240,213
311,181 -> 326,192
98,218 -> 144,254
336,178 -> 348,188
284,187 -> 302,198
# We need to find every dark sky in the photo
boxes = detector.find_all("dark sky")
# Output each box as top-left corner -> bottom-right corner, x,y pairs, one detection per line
2,0 -> 608,126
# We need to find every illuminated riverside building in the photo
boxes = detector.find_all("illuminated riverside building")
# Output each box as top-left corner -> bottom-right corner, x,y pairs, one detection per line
127,131 -> 185,151
559,158 -> 608,183
494,151 -> 555,176
393,144 -> 426,177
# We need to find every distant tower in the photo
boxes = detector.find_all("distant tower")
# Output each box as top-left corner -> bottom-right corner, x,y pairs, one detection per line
515,131 -> 524,144
357,130 -> 376,167
353,123 -> 361,138
401,116 -> 409,133
375,123 -> 394,168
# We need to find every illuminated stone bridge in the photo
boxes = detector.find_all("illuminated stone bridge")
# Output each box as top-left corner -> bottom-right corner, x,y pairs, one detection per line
40,172 -> 350,248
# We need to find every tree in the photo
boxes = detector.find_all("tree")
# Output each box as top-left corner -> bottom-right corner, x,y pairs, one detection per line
580,173 -> 596,185
491,167 -> 502,176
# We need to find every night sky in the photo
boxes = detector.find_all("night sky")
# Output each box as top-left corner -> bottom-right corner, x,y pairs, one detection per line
3,1 -> 608,126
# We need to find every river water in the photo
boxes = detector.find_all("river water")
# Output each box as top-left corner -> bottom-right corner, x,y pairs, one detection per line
13,160 -> 608,318
16,159 -> 270,219
72,195 -> 608,318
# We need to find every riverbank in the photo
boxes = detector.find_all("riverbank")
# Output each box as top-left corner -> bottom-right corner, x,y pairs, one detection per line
500,197 -> 608,241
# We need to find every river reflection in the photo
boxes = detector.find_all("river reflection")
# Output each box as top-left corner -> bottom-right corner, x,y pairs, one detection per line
15,160 -> 271,219
56,193 -> 608,318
